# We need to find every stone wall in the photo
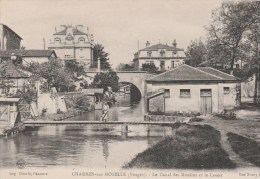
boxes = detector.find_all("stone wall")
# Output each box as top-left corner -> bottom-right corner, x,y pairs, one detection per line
148,94 -> 164,112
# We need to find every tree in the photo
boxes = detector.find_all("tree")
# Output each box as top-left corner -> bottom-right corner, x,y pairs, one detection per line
64,59 -> 86,78
207,1 -> 260,74
24,58 -> 75,92
116,63 -> 135,71
90,71 -> 119,92
185,39 -> 207,67
92,44 -> 111,70
141,63 -> 158,73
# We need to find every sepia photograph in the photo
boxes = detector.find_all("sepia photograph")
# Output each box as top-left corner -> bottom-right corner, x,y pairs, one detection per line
0,0 -> 259,178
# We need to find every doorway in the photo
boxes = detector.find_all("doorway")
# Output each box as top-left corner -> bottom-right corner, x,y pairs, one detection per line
200,89 -> 212,115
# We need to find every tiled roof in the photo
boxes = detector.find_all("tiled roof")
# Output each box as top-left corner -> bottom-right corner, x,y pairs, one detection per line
0,50 -> 56,58
141,43 -> 183,51
146,64 -> 238,82
54,28 -> 87,35
0,61 -> 29,78
196,67 -> 238,81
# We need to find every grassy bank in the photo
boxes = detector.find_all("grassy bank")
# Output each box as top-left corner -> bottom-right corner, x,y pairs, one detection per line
124,124 -> 236,169
227,132 -> 260,167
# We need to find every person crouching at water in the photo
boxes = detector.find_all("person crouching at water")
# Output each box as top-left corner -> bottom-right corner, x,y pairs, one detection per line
101,102 -> 109,122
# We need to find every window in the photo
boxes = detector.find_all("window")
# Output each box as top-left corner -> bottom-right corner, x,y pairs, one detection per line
224,87 -> 230,94
200,89 -> 212,96
171,61 -> 175,68
79,38 -> 85,43
160,61 -> 165,70
172,51 -> 177,56
180,89 -> 190,98
147,51 -> 152,57
164,89 -> 170,98
55,38 -> 61,43
160,50 -> 165,57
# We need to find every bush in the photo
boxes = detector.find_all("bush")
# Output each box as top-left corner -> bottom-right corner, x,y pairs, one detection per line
124,124 -> 236,169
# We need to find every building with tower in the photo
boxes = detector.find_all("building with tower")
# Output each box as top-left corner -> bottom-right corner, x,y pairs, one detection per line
48,25 -> 94,67
133,40 -> 185,71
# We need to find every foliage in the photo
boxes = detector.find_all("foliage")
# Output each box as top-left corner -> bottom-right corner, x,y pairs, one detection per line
91,44 -> 111,70
15,87 -> 38,104
23,58 -> 75,92
125,124 -> 236,169
90,71 -> 119,92
206,1 -> 260,73
185,39 -> 207,67
116,63 -> 135,71
141,63 -> 158,73
227,132 -> 260,167
64,59 -> 86,78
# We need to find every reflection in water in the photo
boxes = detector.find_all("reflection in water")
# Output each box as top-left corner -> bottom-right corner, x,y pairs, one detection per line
0,94 -> 173,168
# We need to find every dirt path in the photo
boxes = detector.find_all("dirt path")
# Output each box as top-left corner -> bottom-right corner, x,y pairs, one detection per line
219,131 -> 255,168
191,116 -> 259,168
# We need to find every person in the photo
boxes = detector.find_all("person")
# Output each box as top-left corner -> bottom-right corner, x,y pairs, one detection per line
101,102 -> 109,122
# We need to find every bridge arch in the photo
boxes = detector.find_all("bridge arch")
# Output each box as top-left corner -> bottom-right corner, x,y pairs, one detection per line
116,71 -> 152,98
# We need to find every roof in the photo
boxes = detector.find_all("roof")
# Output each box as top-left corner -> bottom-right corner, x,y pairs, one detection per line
140,43 -> 183,51
0,61 -> 29,78
0,50 -> 57,58
0,97 -> 20,102
146,64 -> 238,82
54,28 -> 87,35
0,23 -> 23,40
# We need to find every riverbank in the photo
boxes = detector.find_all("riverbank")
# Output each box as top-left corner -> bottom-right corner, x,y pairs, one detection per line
31,108 -> 90,121
124,124 -> 236,169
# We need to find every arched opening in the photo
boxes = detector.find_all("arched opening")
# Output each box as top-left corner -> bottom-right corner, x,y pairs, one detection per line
118,82 -> 142,104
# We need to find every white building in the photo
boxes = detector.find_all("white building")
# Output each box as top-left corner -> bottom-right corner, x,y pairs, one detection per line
48,25 -> 94,67
133,40 -> 185,71
146,64 -> 240,115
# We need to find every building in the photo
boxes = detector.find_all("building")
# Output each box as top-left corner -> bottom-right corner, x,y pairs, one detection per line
146,64 -> 240,115
0,24 -> 22,50
0,61 -> 29,96
0,49 -> 57,65
133,40 -> 185,71
48,25 -> 94,67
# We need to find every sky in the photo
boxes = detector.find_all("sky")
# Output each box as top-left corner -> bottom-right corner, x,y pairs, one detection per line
0,0 -> 222,67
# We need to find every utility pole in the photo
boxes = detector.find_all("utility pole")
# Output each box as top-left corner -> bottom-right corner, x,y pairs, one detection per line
43,38 -> 45,50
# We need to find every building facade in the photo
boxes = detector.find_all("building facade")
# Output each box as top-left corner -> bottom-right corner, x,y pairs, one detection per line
0,50 -> 57,66
48,25 -> 94,67
133,40 -> 185,71
0,24 -> 22,50
146,65 -> 240,115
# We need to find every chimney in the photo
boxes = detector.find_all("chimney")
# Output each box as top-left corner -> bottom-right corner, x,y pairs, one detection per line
172,39 -> 177,48
60,25 -> 67,31
146,41 -> 150,47
76,25 -> 83,31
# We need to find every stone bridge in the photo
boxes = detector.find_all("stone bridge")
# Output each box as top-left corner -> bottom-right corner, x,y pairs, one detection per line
116,71 -> 153,97
86,71 -> 153,97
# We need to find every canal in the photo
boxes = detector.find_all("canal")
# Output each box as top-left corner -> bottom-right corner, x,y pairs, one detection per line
0,94 -> 173,168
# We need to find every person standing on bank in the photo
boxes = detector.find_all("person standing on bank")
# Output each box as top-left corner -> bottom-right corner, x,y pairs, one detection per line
101,102 -> 109,122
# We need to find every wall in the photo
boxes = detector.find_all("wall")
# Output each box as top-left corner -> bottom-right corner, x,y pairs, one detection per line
0,25 -> 21,50
148,94 -> 164,112
218,83 -> 238,110
22,57 -> 49,65
37,93 -> 67,114
146,82 -> 238,114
